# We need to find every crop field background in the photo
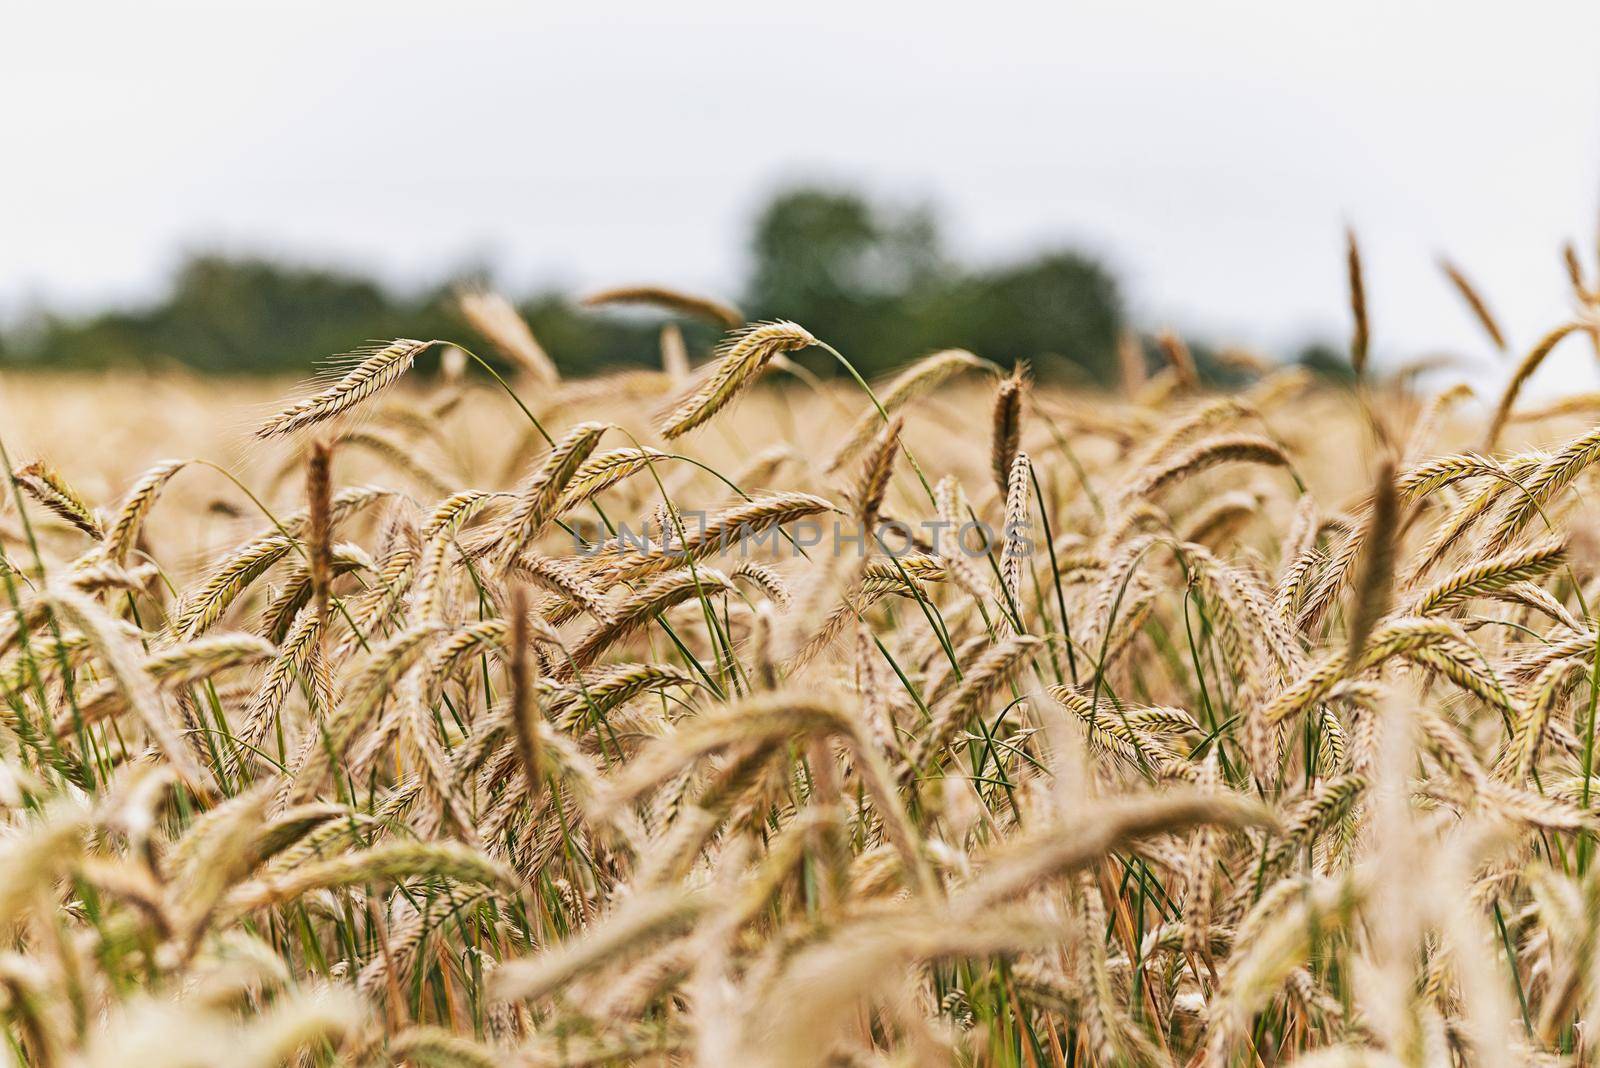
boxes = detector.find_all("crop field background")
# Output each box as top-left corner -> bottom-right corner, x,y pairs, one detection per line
2,262 -> 1600,1068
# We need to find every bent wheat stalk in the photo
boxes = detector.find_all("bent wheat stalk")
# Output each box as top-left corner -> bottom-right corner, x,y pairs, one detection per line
655,321 -> 816,439
257,339 -> 438,439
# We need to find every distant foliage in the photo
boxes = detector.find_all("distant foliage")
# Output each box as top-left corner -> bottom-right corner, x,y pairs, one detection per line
746,187 -> 1126,379
4,186 -> 1135,381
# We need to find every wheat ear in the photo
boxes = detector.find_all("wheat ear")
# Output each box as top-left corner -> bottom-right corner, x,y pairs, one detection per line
655,321 -> 816,439
257,339 -> 437,439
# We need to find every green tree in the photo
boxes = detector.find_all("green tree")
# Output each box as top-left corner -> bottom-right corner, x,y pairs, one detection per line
745,186 -> 1124,380
150,256 -> 397,372
919,252 -> 1124,381
1294,340 -> 1356,382
15,256 -> 405,372
744,186 -> 947,374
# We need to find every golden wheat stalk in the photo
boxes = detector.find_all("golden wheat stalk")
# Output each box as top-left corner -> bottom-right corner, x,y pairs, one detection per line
234,605 -> 324,767
257,339 -> 437,438
1156,329 -> 1200,391
655,321 -> 816,439
1397,451 -> 1509,499
1346,228 -> 1369,375
1000,452 -> 1033,617
507,587 -> 544,808
258,541 -> 371,640
13,461 -> 102,538
456,288 -> 559,384
304,440 -> 333,625
1484,321 -> 1598,449
496,421 -> 609,560
1343,458 -> 1399,661
582,284 -> 744,329
851,416 -> 902,533
590,492 -> 833,582
566,568 -> 732,672
1438,257 -> 1507,353
283,622 -> 443,805
102,458 -> 190,562
1407,535 -> 1566,614
45,585 -> 206,787
176,484 -> 392,638
557,446 -> 671,514
513,553 -> 613,622
1124,434 -> 1291,505
825,349 -> 993,473
659,321 -> 691,383
1484,422 -> 1600,551
908,635 -> 1040,773
226,841 -> 515,916
990,364 -> 1027,498
490,889 -> 706,1003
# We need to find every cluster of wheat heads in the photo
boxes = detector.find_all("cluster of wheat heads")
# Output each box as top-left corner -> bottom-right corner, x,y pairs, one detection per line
7,273 -> 1600,1068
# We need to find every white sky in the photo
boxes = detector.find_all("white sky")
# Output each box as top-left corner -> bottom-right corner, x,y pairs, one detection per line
4,0 -> 1600,371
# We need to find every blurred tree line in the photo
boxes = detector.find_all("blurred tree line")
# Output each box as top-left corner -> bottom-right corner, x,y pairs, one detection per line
0,185 -> 1317,382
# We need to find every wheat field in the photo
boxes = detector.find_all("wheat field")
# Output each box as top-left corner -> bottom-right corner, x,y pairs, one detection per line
3,269 -> 1600,1068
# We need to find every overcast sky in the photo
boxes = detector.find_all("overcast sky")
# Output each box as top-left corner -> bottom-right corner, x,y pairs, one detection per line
5,1 -> 1600,370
